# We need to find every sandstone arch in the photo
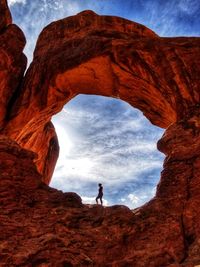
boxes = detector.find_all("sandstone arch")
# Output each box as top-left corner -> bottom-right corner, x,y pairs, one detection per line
1,1 -> 200,265
2,10 -> 200,183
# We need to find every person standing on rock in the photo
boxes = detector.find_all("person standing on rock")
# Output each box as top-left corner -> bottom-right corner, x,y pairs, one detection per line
96,183 -> 103,205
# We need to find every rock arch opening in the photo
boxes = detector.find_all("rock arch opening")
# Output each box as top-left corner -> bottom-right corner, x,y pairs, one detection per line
51,94 -> 164,208
1,4 -> 200,263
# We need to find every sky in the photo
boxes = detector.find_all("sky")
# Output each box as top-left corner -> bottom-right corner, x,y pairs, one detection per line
8,0 -> 200,208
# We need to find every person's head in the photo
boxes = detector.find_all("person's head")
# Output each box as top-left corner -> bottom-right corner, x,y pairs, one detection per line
98,183 -> 102,187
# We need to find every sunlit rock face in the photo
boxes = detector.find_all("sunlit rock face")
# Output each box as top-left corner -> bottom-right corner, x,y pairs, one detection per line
1,0 -> 200,265
3,8 -> 200,183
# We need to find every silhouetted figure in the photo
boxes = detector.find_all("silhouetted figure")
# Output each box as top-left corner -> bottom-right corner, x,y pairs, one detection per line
96,183 -> 103,205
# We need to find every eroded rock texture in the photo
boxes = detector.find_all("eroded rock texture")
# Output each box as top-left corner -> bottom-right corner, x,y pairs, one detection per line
1,0 -> 200,265
2,9 -> 200,183
1,128 -> 200,266
0,0 -> 11,30
0,0 -> 26,130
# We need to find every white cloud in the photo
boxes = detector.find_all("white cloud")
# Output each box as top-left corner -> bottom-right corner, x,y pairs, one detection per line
8,0 -> 26,6
178,0 -> 199,14
50,95 -> 164,209
55,158 -> 95,180
54,124 -> 72,156
81,196 -> 109,206
133,0 -> 200,37
52,147 -> 162,188
128,194 -> 139,204
10,0 -> 82,64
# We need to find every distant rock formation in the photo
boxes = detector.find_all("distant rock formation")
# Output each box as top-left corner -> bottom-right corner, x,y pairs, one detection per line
1,0 -> 200,265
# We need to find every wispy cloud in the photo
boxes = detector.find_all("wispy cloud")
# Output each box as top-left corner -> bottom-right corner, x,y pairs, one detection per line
8,0 -> 26,6
178,0 -> 200,15
9,0 -> 82,63
51,95 -> 164,208
134,0 -> 200,36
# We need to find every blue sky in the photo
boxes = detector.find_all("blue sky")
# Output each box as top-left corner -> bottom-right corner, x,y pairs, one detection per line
8,0 -> 200,208
51,95 -> 164,207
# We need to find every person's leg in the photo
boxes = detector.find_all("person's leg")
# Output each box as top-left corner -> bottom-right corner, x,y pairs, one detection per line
100,197 -> 103,205
96,196 -> 99,204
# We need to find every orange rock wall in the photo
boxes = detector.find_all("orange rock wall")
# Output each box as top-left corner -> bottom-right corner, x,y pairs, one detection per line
1,124 -> 200,265
1,1 -> 200,265
2,10 -> 200,182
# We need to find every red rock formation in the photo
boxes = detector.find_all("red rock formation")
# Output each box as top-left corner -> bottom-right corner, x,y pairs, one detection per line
2,10 -> 200,183
1,0 -> 200,265
1,127 -> 200,266
0,0 -> 27,130
0,0 -> 11,30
